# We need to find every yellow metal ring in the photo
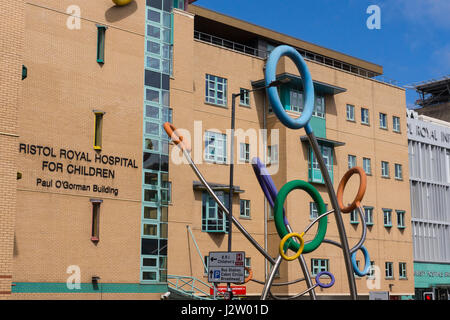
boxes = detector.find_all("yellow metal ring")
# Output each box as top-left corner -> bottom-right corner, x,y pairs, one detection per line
279,232 -> 305,261
112,0 -> 134,6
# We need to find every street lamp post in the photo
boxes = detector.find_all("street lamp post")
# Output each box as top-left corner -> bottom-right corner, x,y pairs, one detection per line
226,79 -> 288,297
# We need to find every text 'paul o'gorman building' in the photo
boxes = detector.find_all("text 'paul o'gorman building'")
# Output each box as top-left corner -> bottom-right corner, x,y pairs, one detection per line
1,0 -> 415,299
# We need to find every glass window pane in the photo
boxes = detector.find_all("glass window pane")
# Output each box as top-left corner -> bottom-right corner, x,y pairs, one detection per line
145,122 -> 160,135
145,138 -> 159,152
146,105 -> 160,119
143,224 -> 158,236
147,41 -> 160,55
144,189 -> 158,202
144,207 -> 158,220
143,257 -> 157,267
142,271 -> 157,281
147,25 -> 160,39
144,172 -> 158,186
148,9 -> 160,23
146,88 -> 160,103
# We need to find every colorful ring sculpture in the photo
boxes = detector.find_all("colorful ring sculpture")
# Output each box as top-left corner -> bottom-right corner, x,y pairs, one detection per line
279,232 -> 305,261
351,245 -> 371,277
274,180 -> 328,254
315,271 -> 335,289
265,45 -> 315,132
337,167 -> 367,213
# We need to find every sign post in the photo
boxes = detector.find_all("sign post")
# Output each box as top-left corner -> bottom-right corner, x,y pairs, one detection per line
208,251 -> 246,287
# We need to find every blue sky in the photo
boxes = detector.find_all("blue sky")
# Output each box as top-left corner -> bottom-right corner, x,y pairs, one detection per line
193,0 -> 450,108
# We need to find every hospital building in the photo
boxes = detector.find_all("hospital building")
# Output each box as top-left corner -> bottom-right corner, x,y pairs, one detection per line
0,0 -> 414,299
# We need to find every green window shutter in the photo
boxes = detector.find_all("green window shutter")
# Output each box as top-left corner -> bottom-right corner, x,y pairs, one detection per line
22,65 -> 27,80
96,25 -> 107,63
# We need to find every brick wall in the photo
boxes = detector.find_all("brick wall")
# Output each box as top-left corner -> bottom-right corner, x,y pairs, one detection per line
0,0 -> 24,299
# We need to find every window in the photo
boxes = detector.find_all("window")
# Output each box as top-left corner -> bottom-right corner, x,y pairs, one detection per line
381,161 -> 389,178
363,157 -> 371,175
361,108 -> 369,125
350,209 -> 359,224
346,104 -> 355,121
205,74 -> 227,106
313,96 -> 325,118
310,202 -> 328,220
397,210 -> 405,228
245,257 -> 251,277
364,207 -> 374,226
399,262 -> 407,279
367,261 -> 376,279
395,163 -> 403,180
383,209 -> 392,227
385,262 -> 393,279
96,25 -> 107,63
204,131 -> 227,164
290,90 -> 304,113
348,155 -> 356,169
311,259 -> 329,276
203,256 -> 209,275
240,88 -> 250,106
309,145 -> 333,184
379,113 -> 387,129
90,199 -> 102,242
267,145 -> 279,165
201,191 -> 229,233
240,199 -> 251,218
310,202 -> 319,220
93,111 -> 104,150
239,143 -> 250,163
393,116 -> 401,132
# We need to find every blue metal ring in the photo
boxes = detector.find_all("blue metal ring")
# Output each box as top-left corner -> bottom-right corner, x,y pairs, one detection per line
265,45 -> 315,130
315,271 -> 335,288
351,245 -> 371,277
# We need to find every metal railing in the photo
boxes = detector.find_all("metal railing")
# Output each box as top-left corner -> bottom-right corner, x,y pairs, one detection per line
167,275 -> 219,300
194,30 -> 268,58
194,30 -> 401,87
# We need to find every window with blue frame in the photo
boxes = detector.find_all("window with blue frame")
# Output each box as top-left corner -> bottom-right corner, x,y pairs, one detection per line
202,191 -> 230,233
309,145 -> 333,184
205,74 -> 227,106
311,259 -> 329,276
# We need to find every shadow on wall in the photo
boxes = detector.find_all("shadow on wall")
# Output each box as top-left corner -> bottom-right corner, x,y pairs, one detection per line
105,1 -> 138,23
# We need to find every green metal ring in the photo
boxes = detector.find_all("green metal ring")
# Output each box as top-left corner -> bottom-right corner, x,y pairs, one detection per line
274,180 -> 328,253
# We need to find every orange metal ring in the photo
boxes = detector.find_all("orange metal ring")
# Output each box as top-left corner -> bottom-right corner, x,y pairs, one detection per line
336,166 -> 367,213
234,267 -> 253,284
244,267 -> 253,284
163,122 -> 191,152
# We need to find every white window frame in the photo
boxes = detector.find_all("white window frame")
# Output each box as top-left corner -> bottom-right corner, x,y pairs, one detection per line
379,113 -> 387,129
346,104 -> 355,121
348,154 -> 357,169
393,116 -> 401,132
385,262 -> 393,279
239,143 -> 250,163
361,108 -> 369,125
381,161 -> 389,178
204,131 -> 227,164
395,163 -> 403,180
363,157 -> 371,175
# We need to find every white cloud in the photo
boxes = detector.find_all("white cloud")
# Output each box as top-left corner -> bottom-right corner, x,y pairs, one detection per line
391,0 -> 450,29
